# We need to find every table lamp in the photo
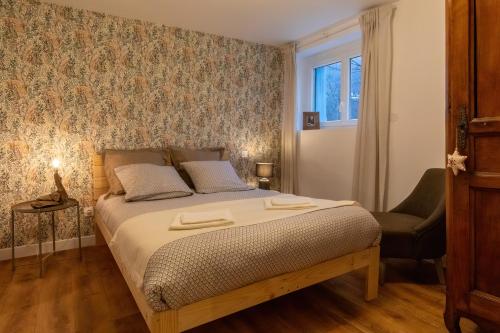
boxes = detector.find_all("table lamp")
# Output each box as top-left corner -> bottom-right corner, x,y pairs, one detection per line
51,158 -> 68,202
31,158 -> 68,208
256,162 -> 273,190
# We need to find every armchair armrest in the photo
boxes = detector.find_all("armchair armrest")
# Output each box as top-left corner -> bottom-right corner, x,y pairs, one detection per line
389,169 -> 445,219
412,197 -> 445,234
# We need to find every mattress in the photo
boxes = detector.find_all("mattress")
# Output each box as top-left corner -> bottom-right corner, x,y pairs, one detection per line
96,190 -> 381,311
96,189 -> 279,234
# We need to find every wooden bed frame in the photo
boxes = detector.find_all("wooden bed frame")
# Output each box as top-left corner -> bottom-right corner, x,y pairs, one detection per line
92,153 -> 380,333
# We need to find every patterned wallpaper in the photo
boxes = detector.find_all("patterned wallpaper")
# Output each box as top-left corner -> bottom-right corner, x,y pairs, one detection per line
0,0 -> 283,249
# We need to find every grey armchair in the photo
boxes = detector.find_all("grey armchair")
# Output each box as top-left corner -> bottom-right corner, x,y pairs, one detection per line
371,168 -> 446,283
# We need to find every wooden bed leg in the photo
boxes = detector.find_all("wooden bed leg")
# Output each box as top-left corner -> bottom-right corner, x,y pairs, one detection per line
94,219 -> 107,246
364,246 -> 380,301
150,310 -> 179,333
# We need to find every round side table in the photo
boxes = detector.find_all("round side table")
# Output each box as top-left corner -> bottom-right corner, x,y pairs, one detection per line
11,198 -> 81,277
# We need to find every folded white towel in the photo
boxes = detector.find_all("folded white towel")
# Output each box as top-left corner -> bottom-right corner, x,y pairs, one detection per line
264,198 -> 318,210
265,197 -> 357,210
270,196 -> 313,206
169,210 -> 234,230
180,209 -> 233,225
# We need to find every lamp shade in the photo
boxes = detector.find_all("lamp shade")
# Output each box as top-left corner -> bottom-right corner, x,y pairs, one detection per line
256,163 -> 273,178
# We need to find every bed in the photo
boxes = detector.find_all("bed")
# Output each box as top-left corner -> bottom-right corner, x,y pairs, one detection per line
92,153 -> 381,333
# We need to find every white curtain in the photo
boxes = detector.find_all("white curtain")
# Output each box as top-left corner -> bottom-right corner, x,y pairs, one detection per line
352,5 -> 395,211
280,42 -> 297,194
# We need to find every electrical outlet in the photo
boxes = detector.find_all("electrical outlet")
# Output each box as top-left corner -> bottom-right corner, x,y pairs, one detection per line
242,150 -> 249,158
83,206 -> 94,217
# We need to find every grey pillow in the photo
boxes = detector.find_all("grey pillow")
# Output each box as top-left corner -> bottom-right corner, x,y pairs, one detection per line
168,147 -> 227,188
114,164 -> 193,202
180,160 -> 252,194
104,149 -> 168,195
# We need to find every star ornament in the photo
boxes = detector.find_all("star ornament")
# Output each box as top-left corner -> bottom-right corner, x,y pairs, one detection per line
447,148 -> 467,176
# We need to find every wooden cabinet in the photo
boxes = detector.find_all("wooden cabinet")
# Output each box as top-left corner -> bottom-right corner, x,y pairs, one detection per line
445,0 -> 500,331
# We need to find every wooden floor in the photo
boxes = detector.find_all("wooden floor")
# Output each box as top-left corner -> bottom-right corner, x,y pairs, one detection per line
0,246 -> 481,333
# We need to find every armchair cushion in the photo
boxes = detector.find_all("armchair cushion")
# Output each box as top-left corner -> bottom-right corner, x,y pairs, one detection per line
371,212 -> 425,258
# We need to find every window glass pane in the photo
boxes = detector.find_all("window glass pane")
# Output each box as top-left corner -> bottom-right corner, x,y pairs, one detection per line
314,62 -> 342,122
349,56 -> 362,120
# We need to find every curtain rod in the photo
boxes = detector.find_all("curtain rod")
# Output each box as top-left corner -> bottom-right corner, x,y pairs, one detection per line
295,2 -> 398,52
296,17 -> 359,52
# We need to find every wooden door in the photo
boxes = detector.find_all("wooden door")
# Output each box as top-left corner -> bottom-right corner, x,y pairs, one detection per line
445,0 -> 500,331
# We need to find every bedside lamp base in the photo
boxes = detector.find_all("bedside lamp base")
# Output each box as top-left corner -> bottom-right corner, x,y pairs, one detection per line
258,178 -> 271,190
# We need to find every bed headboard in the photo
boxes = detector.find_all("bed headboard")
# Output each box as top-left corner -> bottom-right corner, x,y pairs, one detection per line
92,152 -> 109,204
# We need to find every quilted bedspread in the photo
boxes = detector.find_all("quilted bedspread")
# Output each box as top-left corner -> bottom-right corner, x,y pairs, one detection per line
142,205 -> 381,310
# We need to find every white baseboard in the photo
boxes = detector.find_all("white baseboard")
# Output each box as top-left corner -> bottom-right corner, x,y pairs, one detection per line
0,235 -> 96,261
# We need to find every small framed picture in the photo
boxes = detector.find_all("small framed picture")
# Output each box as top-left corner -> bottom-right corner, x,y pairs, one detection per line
303,112 -> 320,130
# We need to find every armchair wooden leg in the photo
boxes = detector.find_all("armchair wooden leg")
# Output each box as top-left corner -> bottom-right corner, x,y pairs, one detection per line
379,261 -> 386,285
434,257 -> 446,285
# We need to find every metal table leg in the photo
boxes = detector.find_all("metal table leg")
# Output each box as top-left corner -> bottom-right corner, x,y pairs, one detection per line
37,210 -> 42,277
77,203 -> 82,261
11,210 -> 15,271
51,211 -> 56,253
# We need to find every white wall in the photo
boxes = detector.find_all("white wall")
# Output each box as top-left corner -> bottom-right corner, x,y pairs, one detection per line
386,0 -> 446,208
298,128 -> 357,200
297,0 -> 446,209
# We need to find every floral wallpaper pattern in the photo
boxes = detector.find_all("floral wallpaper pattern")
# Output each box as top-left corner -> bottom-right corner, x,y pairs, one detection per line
0,0 -> 283,249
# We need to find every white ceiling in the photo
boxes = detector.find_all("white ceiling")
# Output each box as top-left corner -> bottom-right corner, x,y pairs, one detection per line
44,0 -> 393,45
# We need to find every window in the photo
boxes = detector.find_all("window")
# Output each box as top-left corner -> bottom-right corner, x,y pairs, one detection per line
311,49 -> 362,127
349,56 -> 362,120
314,62 -> 342,121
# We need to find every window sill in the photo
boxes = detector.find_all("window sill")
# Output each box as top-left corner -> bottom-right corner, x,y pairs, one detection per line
320,120 -> 358,129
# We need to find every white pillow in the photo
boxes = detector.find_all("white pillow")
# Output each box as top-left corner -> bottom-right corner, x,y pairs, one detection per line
180,160 -> 252,194
114,164 -> 193,202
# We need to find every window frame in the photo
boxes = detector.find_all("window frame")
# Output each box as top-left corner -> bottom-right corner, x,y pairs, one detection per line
308,43 -> 361,128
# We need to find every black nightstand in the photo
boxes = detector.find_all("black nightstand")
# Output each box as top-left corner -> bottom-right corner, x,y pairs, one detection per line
10,198 -> 81,277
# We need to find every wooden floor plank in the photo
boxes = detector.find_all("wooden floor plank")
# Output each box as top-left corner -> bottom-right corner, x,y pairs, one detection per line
37,259 -> 76,333
0,246 -> 481,333
336,275 -> 447,330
